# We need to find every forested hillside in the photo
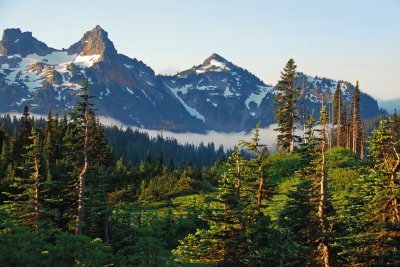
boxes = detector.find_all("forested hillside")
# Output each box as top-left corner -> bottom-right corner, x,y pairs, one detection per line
0,59 -> 399,266
0,115 -> 227,169
103,126 -> 227,168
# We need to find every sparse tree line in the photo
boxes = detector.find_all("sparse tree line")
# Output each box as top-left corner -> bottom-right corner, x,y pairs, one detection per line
274,58 -> 366,157
0,59 -> 398,266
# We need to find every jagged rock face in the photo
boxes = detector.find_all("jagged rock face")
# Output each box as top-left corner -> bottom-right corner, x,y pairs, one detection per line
0,26 -> 386,132
67,25 -> 117,59
0,28 -> 55,57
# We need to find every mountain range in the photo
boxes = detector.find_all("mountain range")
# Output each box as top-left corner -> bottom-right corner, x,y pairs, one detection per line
0,25 -> 385,132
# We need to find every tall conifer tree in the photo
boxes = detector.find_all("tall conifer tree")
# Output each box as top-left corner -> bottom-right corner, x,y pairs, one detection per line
71,81 -> 95,234
317,101 -> 330,266
352,81 -> 361,155
333,83 -> 342,146
274,58 -> 300,153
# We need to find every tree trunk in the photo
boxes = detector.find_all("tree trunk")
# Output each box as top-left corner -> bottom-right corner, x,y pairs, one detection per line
290,125 -> 295,153
33,140 -> 40,229
360,123 -> 365,160
352,103 -> 358,155
76,102 -> 89,235
235,151 -> 246,234
319,107 -> 330,267
329,102 -> 333,150
336,95 -> 341,147
346,126 -> 349,149
256,148 -> 264,213
257,177 -> 263,213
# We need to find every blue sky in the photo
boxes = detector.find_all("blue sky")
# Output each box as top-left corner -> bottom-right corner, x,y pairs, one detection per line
1,0 -> 399,99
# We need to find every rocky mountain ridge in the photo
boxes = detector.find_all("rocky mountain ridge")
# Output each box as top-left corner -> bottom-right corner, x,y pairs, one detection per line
0,26 -> 385,132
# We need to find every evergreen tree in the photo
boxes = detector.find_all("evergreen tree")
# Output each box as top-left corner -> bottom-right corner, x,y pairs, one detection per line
274,58 -> 300,153
19,106 -> 32,150
348,108 -> 353,150
239,123 -> 269,213
4,127 -> 42,228
317,101 -> 331,266
0,125 -> 9,179
72,81 -> 94,234
279,104 -> 333,266
344,118 -> 400,265
333,83 -> 342,146
279,112 -> 320,265
174,142 -> 261,265
352,81 -> 361,155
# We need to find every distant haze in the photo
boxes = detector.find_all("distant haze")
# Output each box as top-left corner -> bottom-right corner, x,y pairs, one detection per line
378,98 -> 400,114
0,0 -> 399,100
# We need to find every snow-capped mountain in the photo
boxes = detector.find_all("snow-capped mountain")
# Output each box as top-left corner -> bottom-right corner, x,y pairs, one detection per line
161,53 -> 275,131
0,26 -> 203,131
0,26 -> 385,132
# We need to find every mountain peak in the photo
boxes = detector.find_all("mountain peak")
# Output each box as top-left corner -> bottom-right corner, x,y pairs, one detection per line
2,28 -> 23,39
93,24 -> 105,32
67,25 -> 117,58
192,53 -> 231,73
0,28 -> 55,57
203,53 -> 228,65
88,25 -> 108,38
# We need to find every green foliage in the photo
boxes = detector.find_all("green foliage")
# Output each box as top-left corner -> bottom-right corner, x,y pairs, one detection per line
273,58 -> 301,152
42,233 -> 112,267
265,151 -> 301,184
0,209 -> 113,267
0,80 -> 399,266
325,147 -> 360,169
174,129 -> 275,266
174,148 -> 259,265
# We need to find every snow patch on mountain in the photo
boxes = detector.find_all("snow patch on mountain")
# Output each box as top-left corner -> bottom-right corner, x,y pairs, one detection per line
140,89 -> 154,105
208,59 -> 230,70
126,87 -> 134,95
73,54 -> 100,68
245,85 -> 273,109
145,80 -> 155,86
174,84 -> 192,95
55,91 -> 62,101
305,75 -> 339,94
223,86 -> 234,97
15,97 -> 32,106
61,82 -> 82,89
0,51 -> 81,92
197,85 -> 218,91
23,71 -> 43,92
195,58 -> 230,73
164,83 -> 205,123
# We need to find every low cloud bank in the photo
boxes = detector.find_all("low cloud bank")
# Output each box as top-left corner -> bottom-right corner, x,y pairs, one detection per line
146,125 -> 280,151
99,115 -> 280,151
1,112 -> 281,151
